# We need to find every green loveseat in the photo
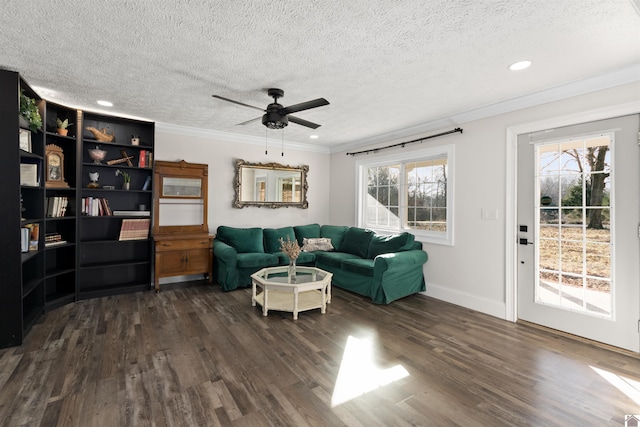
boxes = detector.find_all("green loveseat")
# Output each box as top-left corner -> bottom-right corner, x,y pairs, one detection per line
213,224 -> 428,304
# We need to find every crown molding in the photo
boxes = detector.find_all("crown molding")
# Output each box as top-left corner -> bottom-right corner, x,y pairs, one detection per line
155,122 -> 331,154
330,64 -> 640,154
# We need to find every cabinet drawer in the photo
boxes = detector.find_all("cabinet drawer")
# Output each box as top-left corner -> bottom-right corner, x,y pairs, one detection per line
155,238 -> 210,252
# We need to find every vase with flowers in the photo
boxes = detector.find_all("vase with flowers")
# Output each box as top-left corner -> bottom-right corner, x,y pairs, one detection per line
115,169 -> 131,190
279,236 -> 301,283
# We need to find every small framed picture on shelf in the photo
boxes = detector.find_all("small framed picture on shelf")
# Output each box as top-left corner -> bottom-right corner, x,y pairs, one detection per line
19,129 -> 31,152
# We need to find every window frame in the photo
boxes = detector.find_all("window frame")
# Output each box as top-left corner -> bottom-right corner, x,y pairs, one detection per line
356,144 -> 455,246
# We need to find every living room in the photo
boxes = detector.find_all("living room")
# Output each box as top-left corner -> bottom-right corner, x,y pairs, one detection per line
2,1 -> 640,425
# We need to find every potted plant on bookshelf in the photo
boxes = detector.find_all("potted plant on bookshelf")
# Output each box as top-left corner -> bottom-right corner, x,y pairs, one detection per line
115,169 -> 131,190
19,90 -> 43,132
56,118 -> 73,136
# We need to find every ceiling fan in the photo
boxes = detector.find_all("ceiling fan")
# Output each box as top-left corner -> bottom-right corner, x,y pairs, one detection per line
212,88 -> 329,130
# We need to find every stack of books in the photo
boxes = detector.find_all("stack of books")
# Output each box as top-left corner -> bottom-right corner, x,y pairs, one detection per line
45,233 -> 67,247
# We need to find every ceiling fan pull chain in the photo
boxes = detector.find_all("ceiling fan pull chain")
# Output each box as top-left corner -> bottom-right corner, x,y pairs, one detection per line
281,129 -> 285,157
265,127 -> 268,155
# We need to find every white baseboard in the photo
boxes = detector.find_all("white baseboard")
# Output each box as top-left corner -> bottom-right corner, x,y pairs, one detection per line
423,282 -> 507,320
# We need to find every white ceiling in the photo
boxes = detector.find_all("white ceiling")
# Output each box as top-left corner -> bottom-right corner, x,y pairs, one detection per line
1,0 -> 639,152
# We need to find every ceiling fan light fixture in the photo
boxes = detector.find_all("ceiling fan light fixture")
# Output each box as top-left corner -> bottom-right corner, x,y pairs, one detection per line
262,112 -> 288,129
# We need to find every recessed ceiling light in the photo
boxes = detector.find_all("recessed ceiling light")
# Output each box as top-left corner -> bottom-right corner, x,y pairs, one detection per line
97,100 -> 113,107
309,135 -> 319,139
509,60 -> 532,71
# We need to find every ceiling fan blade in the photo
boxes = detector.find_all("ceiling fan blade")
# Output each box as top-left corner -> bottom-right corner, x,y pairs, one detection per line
212,95 -> 264,112
236,116 -> 262,126
280,98 -> 329,115
288,115 -> 321,129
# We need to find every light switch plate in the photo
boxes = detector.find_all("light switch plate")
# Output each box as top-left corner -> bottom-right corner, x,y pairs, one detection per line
481,208 -> 499,220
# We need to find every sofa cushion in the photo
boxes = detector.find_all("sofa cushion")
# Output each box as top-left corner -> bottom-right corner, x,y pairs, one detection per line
217,226 -> 264,253
236,252 -> 278,269
302,237 -> 334,252
342,258 -> 375,277
314,251 -> 361,268
367,232 -> 415,258
293,223 -> 321,246
275,251 -> 316,265
341,227 -> 374,258
263,226 -> 296,253
320,225 -> 349,251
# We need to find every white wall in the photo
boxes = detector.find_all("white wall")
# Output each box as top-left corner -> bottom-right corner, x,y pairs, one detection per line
154,130 -> 331,232
328,81 -> 640,319
154,82 -> 638,317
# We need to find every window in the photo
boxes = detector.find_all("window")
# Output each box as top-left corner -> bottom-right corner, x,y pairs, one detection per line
356,145 -> 454,245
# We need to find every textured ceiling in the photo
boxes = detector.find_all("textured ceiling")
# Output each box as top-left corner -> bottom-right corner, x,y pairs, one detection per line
1,0 -> 639,152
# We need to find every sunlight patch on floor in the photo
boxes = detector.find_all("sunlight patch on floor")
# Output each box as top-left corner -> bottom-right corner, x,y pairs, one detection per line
590,365 -> 640,405
331,335 -> 409,407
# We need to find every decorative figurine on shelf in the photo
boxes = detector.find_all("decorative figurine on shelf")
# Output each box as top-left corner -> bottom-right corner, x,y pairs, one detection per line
87,171 -> 100,188
45,144 -> 70,188
86,126 -> 114,142
131,135 -> 140,146
88,146 -> 107,163
115,169 -> 131,190
56,118 -> 73,136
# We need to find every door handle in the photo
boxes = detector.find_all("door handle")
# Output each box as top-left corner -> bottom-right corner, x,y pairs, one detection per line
519,238 -> 533,245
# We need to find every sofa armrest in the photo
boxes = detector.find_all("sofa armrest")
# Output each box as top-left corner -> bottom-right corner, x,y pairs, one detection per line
373,249 -> 428,274
369,249 -> 428,304
213,241 -> 238,268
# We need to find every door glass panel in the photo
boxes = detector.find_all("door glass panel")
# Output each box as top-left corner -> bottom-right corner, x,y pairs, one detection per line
535,135 -> 613,318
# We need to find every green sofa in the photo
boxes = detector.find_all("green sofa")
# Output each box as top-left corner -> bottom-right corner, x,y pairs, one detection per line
213,223 -> 428,304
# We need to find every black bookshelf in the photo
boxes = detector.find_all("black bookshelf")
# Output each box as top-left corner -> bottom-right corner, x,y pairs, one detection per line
0,70 -> 155,348
77,112 -> 154,298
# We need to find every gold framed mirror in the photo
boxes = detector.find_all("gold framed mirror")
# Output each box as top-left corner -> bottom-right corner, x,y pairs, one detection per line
234,159 -> 308,209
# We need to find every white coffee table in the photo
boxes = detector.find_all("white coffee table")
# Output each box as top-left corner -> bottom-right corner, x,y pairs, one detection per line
251,266 -> 332,320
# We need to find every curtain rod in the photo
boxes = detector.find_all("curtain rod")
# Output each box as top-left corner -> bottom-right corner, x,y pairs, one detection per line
345,127 -> 463,156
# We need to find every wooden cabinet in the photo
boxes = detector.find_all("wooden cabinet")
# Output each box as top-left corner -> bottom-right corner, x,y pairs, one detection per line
152,160 -> 214,292
154,235 -> 214,289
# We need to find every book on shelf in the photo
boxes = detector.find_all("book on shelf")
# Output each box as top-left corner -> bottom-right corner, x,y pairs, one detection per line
20,163 -> 38,187
138,150 -> 146,168
24,223 -> 39,251
46,196 -> 69,217
113,210 -> 150,217
118,218 -> 150,241
141,175 -> 151,191
21,228 -> 29,253
45,240 -> 67,247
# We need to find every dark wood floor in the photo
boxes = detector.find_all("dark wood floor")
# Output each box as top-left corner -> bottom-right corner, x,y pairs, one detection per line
0,284 -> 638,426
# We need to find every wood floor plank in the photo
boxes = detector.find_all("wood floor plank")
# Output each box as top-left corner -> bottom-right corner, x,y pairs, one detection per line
0,284 -> 638,426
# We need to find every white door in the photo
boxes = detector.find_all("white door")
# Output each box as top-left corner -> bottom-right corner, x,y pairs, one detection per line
517,114 -> 640,352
